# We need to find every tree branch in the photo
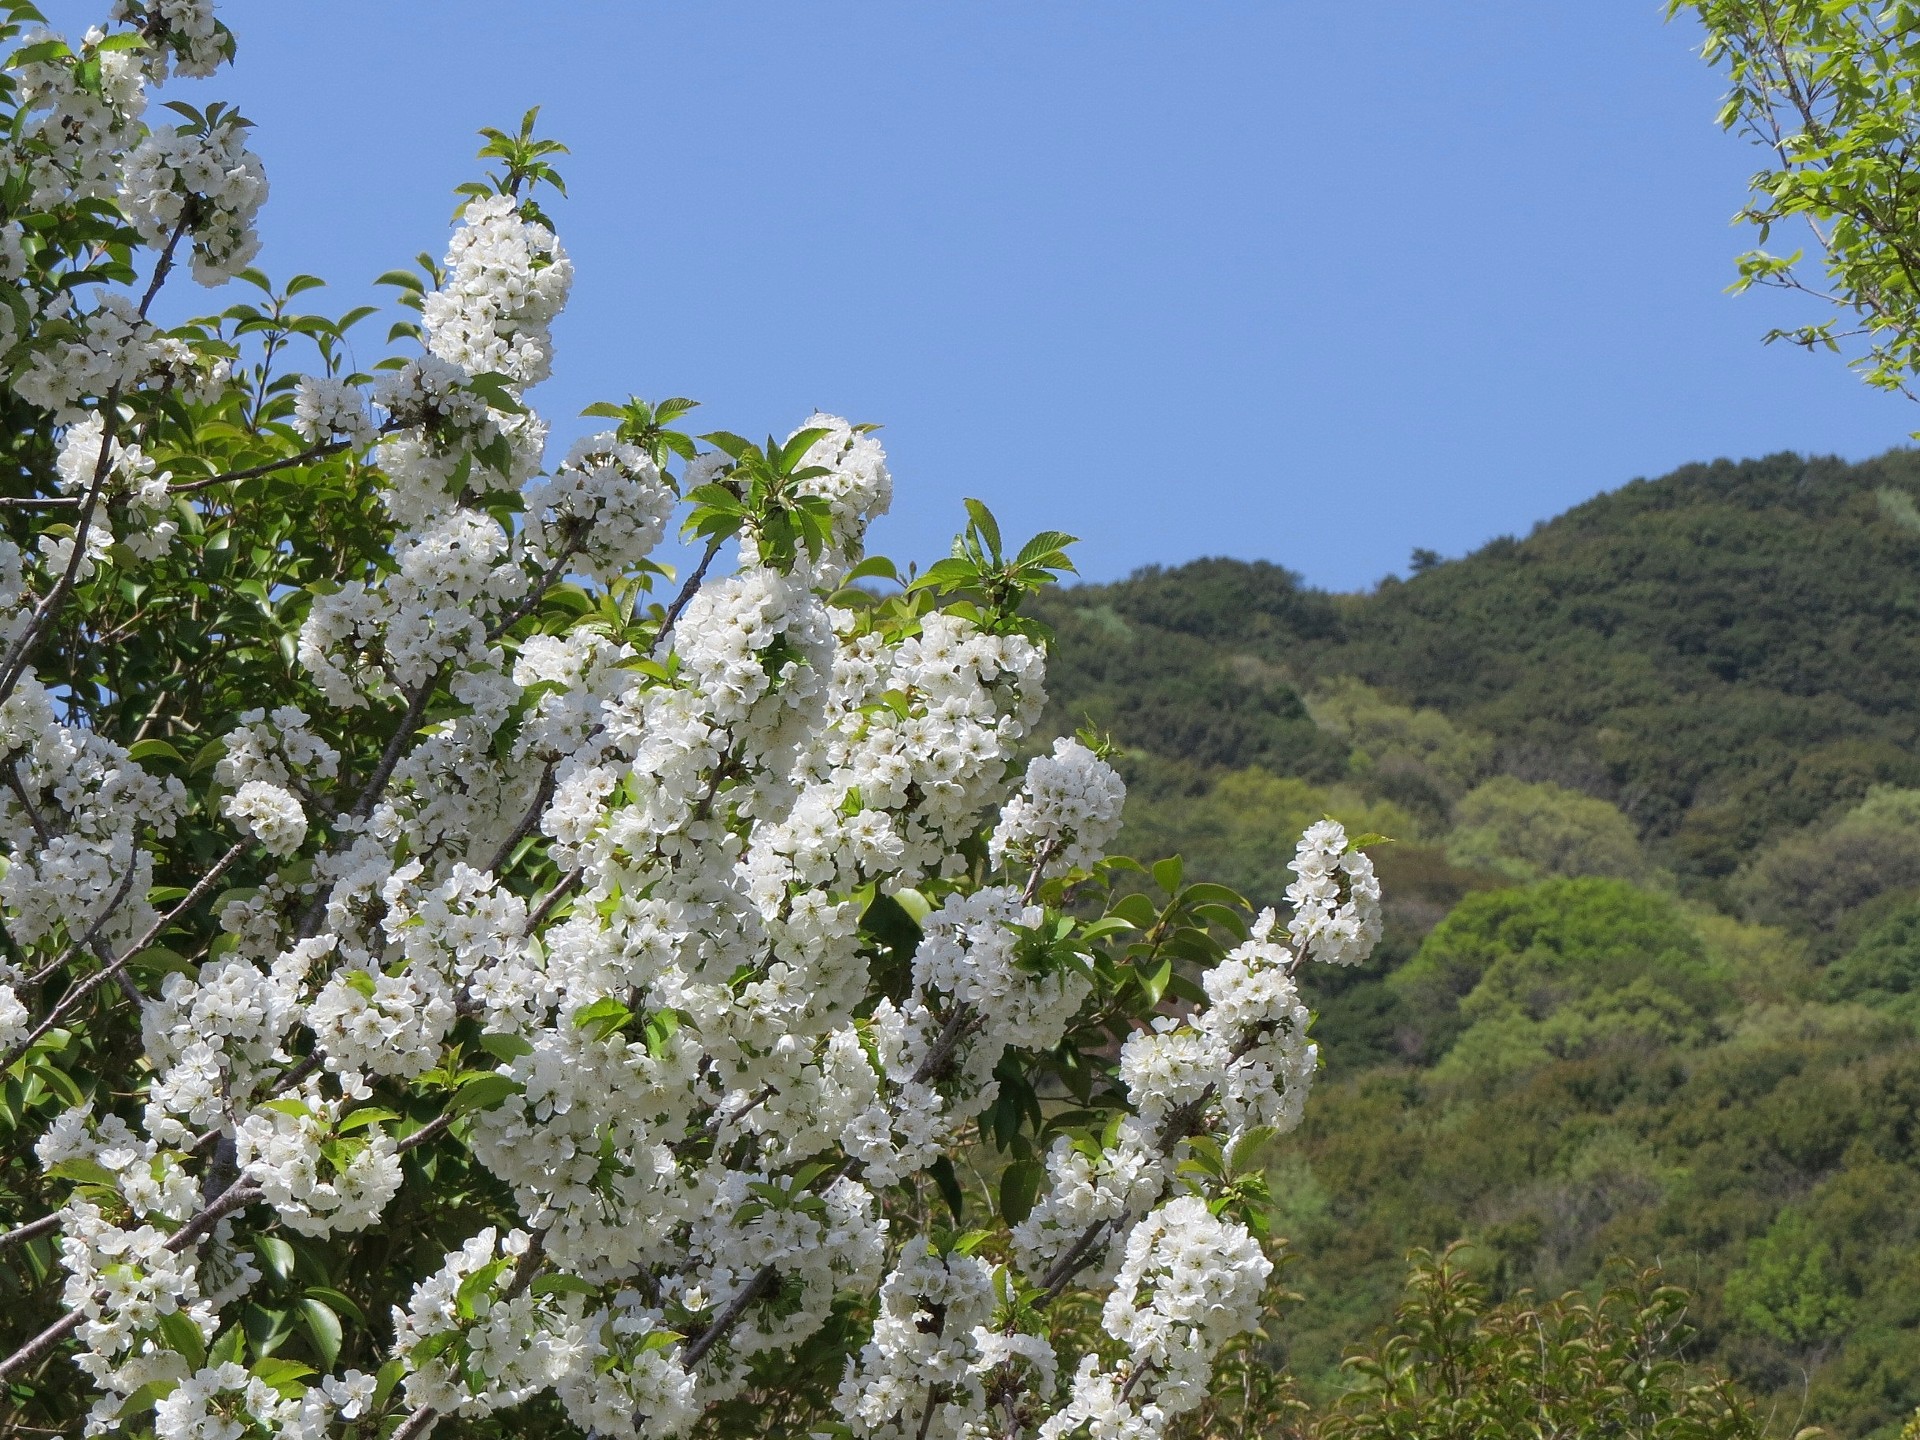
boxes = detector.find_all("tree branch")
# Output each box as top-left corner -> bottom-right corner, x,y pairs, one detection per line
653,536 -> 723,655
5,841 -> 248,1069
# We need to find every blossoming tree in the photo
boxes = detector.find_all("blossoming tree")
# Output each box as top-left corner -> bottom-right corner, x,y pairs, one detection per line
0,5 -> 1385,1438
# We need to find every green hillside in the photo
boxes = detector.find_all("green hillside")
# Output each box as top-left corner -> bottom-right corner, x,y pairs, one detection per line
1035,448 -> 1920,1438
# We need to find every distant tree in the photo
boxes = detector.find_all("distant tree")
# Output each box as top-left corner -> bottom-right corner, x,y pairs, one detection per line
1822,894 -> 1920,1015
1725,1208 -> 1855,1349
1306,678 -> 1493,802
1735,786 -> 1920,933
1680,0 -> 1920,408
1445,776 -> 1647,882
1408,547 -> 1442,574
1390,877 -> 1727,1070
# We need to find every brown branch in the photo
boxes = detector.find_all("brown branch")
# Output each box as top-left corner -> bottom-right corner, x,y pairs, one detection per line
0,494 -> 80,509
396,1110 -> 457,1156
486,524 -> 586,642
525,866 -> 583,933
484,765 -> 554,875
22,863 -> 142,989
681,1264 -> 775,1368
166,423 -> 401,496
0,1212 -> 61,1253
2,769 -> 52,847
0,1178 -> 260,1383
3,840 -> 249,1070
347,669 -> 445,822
0,1312 -> 82,1385
0,217 -> 191,706
910,1005 -> 981,1088
654,536 -> 723,655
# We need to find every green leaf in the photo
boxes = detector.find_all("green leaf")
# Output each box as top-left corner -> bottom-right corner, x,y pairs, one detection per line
251,1356 -> 316,1399
999,1158 -> 1045,1225
126,946 -> 194,981
336,1107 -> 398,1134
1137,956 -> 1174,1008
1176,882 -> 1247,909
254,1234 -> 296,1284
910,556 -> 982,591
963,498 -> 1002,557
477,1031 -> 533,1062
50,1156 -> 118,1188
449,1073 -> 522,1114
158,1308 -> 208,1369
572,996 -> 633,1041
455,1258 -> 511,1319
211,1323 -> 247,1368
928,1155 -> 965,1222
303,1286 -> 367,1327
699,430 -> 754,460
9,38 -> 70,67
1015,529 -> 1078,566
116,1379 -> 179,1420
841,555 -> 902,586
371,1357 -> 406,1410
890,887 -> 933,925
297,1298 -> 341,1368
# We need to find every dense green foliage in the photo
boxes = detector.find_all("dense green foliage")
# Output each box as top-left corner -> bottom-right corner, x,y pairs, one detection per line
1033,448 -> 1920,1438
1040,450 -> 1920,888
1675,0 -> 1920,405
1316,1248 -> 1766,1440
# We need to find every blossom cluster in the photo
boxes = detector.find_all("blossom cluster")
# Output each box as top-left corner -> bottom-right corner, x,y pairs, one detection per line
0,9 -> 1388,1439
119,113 -> 267,285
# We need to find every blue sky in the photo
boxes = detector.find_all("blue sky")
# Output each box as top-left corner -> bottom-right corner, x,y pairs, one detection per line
78,2 -> 1912,589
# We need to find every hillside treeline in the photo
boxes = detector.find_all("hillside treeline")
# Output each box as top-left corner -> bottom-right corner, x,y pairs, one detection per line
1035,449 -> 1920,1438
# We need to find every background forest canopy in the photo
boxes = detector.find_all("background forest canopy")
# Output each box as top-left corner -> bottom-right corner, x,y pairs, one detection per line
1031,444 -> 1920,1437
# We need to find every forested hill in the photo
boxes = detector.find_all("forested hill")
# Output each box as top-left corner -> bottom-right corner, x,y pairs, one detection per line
1039,447 -> 1920,889
1034,447 -> 1920,1439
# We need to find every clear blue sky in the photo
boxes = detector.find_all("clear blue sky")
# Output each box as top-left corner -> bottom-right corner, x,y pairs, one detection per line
76,1 -> 1913,589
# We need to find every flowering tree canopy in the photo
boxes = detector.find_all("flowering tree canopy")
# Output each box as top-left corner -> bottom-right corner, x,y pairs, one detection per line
0,6 -> 1385,1438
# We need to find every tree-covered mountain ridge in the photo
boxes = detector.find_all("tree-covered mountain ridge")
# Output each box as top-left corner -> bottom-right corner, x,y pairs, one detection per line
1042,446 -> 1920,891
1033,448 -> 1920,1438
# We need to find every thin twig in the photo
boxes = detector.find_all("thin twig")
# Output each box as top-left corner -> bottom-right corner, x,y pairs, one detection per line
396,1110 -> 457,1156
525,866 -> 583,932
0,1312 -> 82,1385
653,536 -> 723,655
0,494 -> 80,509
22,863 -> 142,988
4,841 -> 249,1070
681,1264 -> 776,1368
347,670 -> 444,821
0,1178 -> 260,1383
486,527 -> 585,642
484,765 -> 554,875
166,424 -> 400,495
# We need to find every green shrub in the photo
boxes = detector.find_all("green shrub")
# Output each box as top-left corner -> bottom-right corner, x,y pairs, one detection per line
1317,1247 -> 1766,1440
